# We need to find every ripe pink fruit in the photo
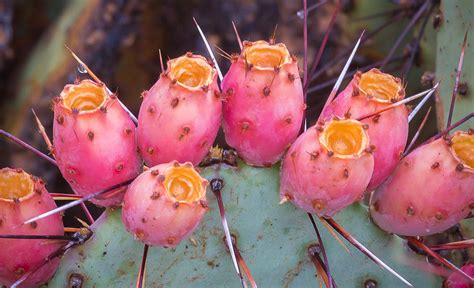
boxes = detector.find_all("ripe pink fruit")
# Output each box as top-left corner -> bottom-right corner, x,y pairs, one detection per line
221,40 -> 305,166
445,263 -> 474,288
321,69 -> 408,191
122,162 -> 208,247
53,80 -> 142,207
0,168 -> 64,287
280,118 -> 374,217
370,131 -> 474,236
138,53 -> 221,166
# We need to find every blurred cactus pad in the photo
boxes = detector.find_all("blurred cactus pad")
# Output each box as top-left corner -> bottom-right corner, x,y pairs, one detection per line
0,0 -> 472,287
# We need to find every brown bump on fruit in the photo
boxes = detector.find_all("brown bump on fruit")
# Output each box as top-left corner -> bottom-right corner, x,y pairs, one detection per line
308,151 -> 319,160
290,151 -> 296,158
115,163 -> 124,172
456,163 -> 464,172
68,168 -> 76,175
362,124 -> 369,130
406,206 -> 415,216
124,128 -> 132,135
167,237 -> 176,245
344,110 -> 352,119
100,106 -> 107,113
173,202 -> 180,209
150,191 -> 161,200
284,117 -> 292,124
327,151 -> 334,157
372,201 -> 379,212
173,161 -> 180,167
186,51 -> 193,57
214,90 -> 221,99
148,105 -> 156,114
241,121 -> 250,131
352,86 -> 360,97
151,170 -> 159,176
171,79 -> 177,85
87,131 -> 94,141
274,66 -> 281,73
135,230 -> 145,240
312,199 -> 326,210
141,218 -> 147,223
171,97 -> 179,108
316,126 -> 324,132
343,169 -> 349,178
263,86 -> 271,96
157,175 -> 166,183
201,85 -> 209,93
30,221 -> 38,229
431,162 -> 440,169
15,168 -> 23,173
372,114 -> 381,123
56,115 -> 64,125
14,267 -> 25,276
200,199 -> 209,208
288,73 -> 295,82
226,87 -> 234,96
435,212 -> 443,221
147,147 -> 154,154
183,127 -> 190,135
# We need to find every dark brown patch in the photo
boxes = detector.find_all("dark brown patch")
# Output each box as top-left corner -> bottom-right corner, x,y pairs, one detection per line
124,128 -> 132,135
115,164 -> 124,172
87,131 -> 94,141
171,97 -> 179,108
150,191 -> 161,200
455,163 -> 464,172
343,169 -> 349,178
148,105 -> 156,113
173,202 -> 180,209
406,206 -> 415,216
263,86 -> 271,96
30,221 -> 38,229
56,115 -> 65,125
431,162 -> 440,169
151,170 -> 159,176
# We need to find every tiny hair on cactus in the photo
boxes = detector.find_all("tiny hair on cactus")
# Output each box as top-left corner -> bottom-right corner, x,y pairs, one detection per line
52,79 -> 142,207
137,53 -> 222,166
221,40 -> 304,167
122,161 -> 208,247
0,168 -> 64,288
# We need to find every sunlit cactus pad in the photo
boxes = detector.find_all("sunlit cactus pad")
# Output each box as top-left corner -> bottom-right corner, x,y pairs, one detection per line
47,162 -> 441,287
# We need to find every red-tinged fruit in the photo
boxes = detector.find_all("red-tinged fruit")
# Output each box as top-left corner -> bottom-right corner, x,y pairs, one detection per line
122,162 -> 208,247
0,168 -> 64,288
53,80 -> 142,207
280,118 -> 374,217
321,69 -> 408,191
138,53 -> 221,166
221,40 -> 305,166
370,131 -> 474,236
445,263 -> 474,288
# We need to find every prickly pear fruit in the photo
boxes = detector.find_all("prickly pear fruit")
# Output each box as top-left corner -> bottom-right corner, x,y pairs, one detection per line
0,168 -> 64,287
280,118 -> 374,217
138,53 -> 221,166
53,80 -> 142,207
122,162 -> 208,247
221,40 -> 305,167
370,131 -> 474,236
321,69 -> 408,191
445,263 -> 474,288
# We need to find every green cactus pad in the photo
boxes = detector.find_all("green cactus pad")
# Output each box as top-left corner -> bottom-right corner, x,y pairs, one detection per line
47,162 -> 441,287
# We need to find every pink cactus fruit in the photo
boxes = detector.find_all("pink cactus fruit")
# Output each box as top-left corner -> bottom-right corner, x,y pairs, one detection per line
122,161 -> 208,247
53,79 -> 142,207
280,118 -> 375,217
221,40 -> 305,167
444,263 -> 474,288
137,53 -> 221,166
370,130 -> 474,236
321,69 -> 408,191
0,168 -> 64,287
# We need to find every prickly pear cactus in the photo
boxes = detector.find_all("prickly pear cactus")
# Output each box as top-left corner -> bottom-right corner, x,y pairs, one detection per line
48,162 -> 441,287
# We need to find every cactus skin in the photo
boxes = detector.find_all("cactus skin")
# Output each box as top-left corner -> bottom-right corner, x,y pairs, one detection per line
370,132 -> 474,236
48,162 -> 441,287
280,119 -> 374,217
445,263 -> 474,288
137,53 -> 221,166
122,162 -> 208,247
0,168 -> 64,288
321,69 -> 408,191
53,80 -> 142,207
221,40 -> 304,167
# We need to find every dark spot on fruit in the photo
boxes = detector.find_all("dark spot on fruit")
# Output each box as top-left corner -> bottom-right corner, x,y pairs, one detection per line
167,237 -> 175,245
263,86 -> 271,96
241,121 -> 250,131
171,79 -> 177,85
100,106 -> 107,113
372,201 -> 379,212
455,163 -> 464,172
14,267 -> 25,276
87,131 -> 94,141
56,115 -> 64,125
151,170 -> 159,176
201,85 -> 209,92
362,124 -> 369,130
115,163 -> 124,172
210,178 -> 224,193
171,98 -> 179,108
327,151 -> 334,157
312,199 -> 326,210
344,110 -> 352,119
147,147 -> 154,154
173,161 -> 179,167
226,87 -> 234,96
148,105 -> 156,113
431,162 -> 440,169
435,212 -> 444,221
173,202 -> 180,209
316,126 -> 324,132
287,73 -> 295,81
150,191 -> 161,200
15,168 -> 23,173
157,175 -> 165,183
30,221 -> 38,229
273,66 -> 280,73
284,117 -> 292,124
12,197 -> 19,204
372,114 -> 381,123
141,218 -> 147,223
406,206 -> 415,216
352,87 -> 360,97
214,90 -> 221,99
307,151 -> 319,160
67,168 -> 76,175
343,169 -> 349,178
183,127 -> 190,134
124,128 -> 132,135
